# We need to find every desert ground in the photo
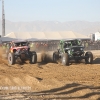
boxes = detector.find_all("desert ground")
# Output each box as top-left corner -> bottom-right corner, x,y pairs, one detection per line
0,50 -> 100,100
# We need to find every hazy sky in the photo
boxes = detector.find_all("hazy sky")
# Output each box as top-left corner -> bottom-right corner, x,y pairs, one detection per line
0,0 -> 100,22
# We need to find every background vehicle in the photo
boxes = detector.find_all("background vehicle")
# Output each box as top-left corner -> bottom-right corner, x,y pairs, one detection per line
53,39 -> 93,66
7,40 -> 37,65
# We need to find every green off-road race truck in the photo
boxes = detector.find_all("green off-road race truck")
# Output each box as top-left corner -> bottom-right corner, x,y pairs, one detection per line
53,39 -> 93,66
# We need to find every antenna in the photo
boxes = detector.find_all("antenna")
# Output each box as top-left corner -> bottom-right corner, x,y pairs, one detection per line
2,0 -> 5,36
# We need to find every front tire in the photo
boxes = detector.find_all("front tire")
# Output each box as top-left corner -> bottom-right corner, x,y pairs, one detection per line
8,53 -> 15,65
61,53 -> 69,66
85,52 -> 93,64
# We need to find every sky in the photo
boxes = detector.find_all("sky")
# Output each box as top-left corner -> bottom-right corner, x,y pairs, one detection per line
0,0 -> 100,22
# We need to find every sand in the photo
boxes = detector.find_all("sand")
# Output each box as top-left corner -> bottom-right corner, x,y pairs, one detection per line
0,50 -> 100,99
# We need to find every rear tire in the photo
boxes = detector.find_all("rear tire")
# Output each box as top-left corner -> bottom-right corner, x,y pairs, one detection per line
53,51 -> 59,63
8,53 -> 15,65
30,54 -> 37,64
85,52 -> 93,64
61,53 -> 69,66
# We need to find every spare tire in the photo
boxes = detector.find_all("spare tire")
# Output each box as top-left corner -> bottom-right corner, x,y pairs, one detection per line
8,53 -> 15,65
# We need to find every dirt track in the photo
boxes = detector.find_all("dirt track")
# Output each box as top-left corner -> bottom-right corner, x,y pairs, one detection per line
0,50 -> 100,100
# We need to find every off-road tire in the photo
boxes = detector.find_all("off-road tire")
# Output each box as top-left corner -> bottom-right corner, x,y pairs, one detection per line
8,53 -> 15,65
61,53 -> 69,66
30,51 -> 37,64
53,51 -> 59,63
85,52 -> 93,64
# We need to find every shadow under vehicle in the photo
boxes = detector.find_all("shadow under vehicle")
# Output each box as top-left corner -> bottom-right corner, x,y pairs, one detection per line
53,39 -> 93,66
6,40 -> 37,65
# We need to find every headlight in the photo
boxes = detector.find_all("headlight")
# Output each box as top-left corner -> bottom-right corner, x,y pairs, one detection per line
80,48 -> 83,50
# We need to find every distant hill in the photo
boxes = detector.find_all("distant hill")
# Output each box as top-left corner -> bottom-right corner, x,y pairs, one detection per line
0,20 -> 100,35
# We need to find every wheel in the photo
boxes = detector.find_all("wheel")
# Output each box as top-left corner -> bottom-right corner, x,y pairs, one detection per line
30,54 -> 37,64
85,52 -> 93,64
8,53 -> 15,65
53,51 -> 59,63
29,51 -> 37,64
61,53 -> 69,66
